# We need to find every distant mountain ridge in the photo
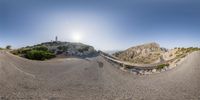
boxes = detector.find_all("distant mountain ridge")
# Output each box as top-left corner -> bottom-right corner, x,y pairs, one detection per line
113,42 -> 167,64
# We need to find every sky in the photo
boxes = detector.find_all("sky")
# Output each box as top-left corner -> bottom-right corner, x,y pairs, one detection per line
0,0 -> 200,50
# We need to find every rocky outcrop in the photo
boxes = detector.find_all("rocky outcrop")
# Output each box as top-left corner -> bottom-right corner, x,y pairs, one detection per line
33,41 -> 97,57
113,42 -> 167,64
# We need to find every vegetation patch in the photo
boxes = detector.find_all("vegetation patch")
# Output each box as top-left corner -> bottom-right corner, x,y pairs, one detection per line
11,41 -> 97,60
6,45 -> 11,49
33,46 -> 48,51
156,63 -> 169,70
78,46 -> 90,53
57,46 -> 68,51
56,46 -> 69,54
175,47 -> 200,59
11,46 -> 55,60
25,50 -> 55,60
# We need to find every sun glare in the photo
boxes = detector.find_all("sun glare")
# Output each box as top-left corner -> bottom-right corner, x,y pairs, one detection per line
72,32 -> 82,42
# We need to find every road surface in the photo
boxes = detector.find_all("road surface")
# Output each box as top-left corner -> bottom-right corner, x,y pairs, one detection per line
0,50 -> 199,100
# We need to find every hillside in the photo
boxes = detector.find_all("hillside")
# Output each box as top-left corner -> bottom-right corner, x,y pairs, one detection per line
11,41 -> 97,60
113,42 -> 167,64
39,41 -> 97,57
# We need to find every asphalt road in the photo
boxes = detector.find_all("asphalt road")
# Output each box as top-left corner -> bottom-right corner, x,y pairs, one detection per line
0,50 -> 199,100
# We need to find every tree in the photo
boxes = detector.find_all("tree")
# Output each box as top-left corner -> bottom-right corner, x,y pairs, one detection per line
6,45 -> 11,49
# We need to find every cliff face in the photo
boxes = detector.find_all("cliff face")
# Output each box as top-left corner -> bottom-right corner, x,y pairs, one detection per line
113,43 -> 167,64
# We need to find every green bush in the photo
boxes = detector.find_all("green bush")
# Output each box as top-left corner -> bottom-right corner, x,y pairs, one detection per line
33,46 -> 48,51
11,50 -> 20,55
25,50 -> 55,60
156,64 -> 169,70
78,46 -> 89,53
57,46 -> 68,51
6,45 -> 11,49
21,48 -> 32,54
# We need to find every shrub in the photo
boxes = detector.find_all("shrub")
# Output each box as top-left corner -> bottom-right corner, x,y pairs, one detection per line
21,48 -> 32,54
57,46 -> 68,51
11,50 -> 20,55
11,48 -> 32,55
33,46 -> 48,51
156,63 -> 169,70
49,49 -> 56,53
6,45 -> 11,49
78,46 -> 89,53
25,50 -> 55,60
56,50 -> 63,55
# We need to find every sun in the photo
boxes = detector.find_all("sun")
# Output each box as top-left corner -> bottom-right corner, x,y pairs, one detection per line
72,32 -> 82,42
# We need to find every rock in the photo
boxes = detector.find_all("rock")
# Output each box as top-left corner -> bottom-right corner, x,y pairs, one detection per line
163,67 -> 169,71
120,67 -> 126,71
130,69 -> 139,74
144,71 -> 151,75
152,69 -> 157,73
139,70 -> 145,75
131,71 -> 138,75
161,69 -> 165,72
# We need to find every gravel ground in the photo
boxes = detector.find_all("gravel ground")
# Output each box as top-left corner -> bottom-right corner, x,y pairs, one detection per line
0,50 -> 199,100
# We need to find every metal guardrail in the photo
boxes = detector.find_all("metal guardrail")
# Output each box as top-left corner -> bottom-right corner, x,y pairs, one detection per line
99,51 -> 174,70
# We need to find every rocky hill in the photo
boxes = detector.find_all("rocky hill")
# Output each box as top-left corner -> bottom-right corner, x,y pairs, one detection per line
38,41 -> 97,57
113,42 -> 168,64
12,41 -> 97,60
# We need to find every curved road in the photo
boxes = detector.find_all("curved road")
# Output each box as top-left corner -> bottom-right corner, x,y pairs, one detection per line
0,51 -> 199,100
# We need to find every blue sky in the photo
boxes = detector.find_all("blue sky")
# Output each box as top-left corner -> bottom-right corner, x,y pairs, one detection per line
0,0 -> 200,50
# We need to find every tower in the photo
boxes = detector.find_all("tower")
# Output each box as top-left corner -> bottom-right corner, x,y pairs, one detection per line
55,36 -> 58,42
